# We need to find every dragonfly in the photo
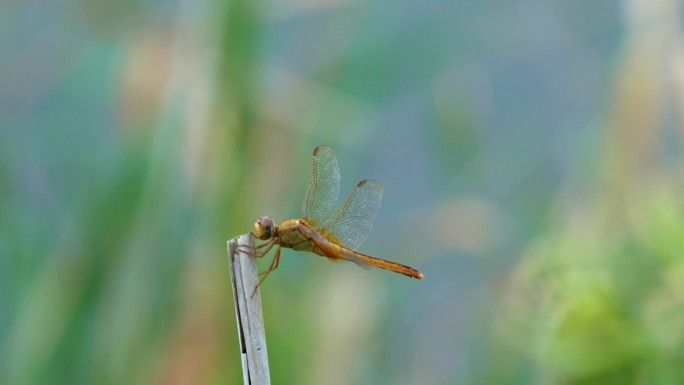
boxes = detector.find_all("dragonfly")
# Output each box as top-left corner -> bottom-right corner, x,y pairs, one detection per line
246,145 -> 424,291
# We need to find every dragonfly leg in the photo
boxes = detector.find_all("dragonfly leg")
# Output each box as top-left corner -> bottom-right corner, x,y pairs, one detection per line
255,240 -> 276,250
238,238 -> 276,258
252,247 -> 281,297
258,248 -> 281,276
236,244 -> 256,255
254,239 -> 277,258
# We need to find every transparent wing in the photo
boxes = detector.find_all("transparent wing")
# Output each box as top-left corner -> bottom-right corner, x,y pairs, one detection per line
302,145 -> 340,227
319,179 -> 383,251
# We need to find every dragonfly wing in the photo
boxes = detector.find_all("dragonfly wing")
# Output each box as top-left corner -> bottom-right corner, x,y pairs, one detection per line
302,145 -> 340,227
319,179 -> 383,251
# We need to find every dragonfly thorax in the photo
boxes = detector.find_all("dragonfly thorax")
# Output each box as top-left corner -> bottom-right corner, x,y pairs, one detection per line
254,215 -> 277,240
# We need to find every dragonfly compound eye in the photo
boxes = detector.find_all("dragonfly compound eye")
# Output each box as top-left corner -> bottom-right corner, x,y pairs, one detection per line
254,216 -> 275,239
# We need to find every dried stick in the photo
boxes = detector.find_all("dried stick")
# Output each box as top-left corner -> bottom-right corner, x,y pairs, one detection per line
227,234 -> 271,385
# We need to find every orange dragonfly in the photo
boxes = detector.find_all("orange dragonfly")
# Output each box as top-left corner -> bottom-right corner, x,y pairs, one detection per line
248,145 -> 424,290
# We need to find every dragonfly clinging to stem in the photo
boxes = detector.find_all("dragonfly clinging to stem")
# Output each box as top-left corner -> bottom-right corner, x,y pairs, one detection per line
245,145 -> 424,293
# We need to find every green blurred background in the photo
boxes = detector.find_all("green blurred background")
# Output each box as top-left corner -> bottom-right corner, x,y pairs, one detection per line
2,0 -> 684,384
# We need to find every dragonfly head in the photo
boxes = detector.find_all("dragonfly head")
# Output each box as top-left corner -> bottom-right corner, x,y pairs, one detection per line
254,215 -> 276,240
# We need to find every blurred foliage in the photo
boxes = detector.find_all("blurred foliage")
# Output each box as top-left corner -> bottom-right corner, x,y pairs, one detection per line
499,183 -> 684,384
494,1 -> 684,381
